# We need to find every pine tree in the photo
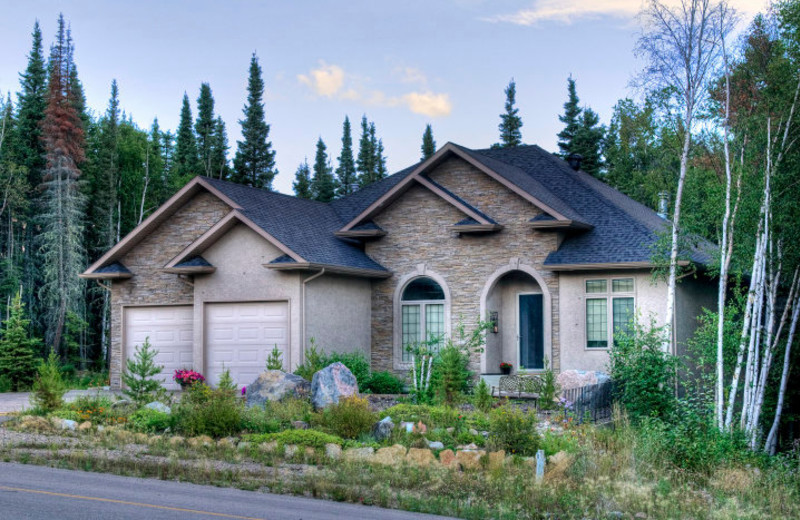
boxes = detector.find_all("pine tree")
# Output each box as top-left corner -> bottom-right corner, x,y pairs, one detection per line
195,83 -> 216,177
335,116 -> 356,197
38,14 -> 87,355
121,337 -> 165,405
293,159 -> 312,199
90,80 -> 120,256
210,116 -> 229,180
0,292 -> 40,391
356,115 -> 375,187
557,76 -> 582,156
311,138 -> 336,202
374,136 -> 387,181
421,124 -> 436,160
148,118 -> 170,206
232,53 -> 277,189
173,93 -> 199,186
496,79 -> 523,148
572,107 -> 605,176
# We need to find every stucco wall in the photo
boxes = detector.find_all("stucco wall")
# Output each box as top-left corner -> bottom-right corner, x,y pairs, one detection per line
558,270 -> 669,372
484,272 -> 542,372
305,274 -> 371,356
676,276 -> 717,357
366,157 -> 560,374
194,224 -> 303,372
109,192 -> 230,388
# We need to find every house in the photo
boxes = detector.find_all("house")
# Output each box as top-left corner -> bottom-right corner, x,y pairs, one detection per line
81,143 -> 715,390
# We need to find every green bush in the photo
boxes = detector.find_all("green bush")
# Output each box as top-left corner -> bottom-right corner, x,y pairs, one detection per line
608,320 -> 676,421
293,338 -> 328,380
320,395 -> 375,439
30,351 -> 66,412
327,351 -> 371,390
240,406 -> 282,434
245,429 -> 343,448
431,345 -> 471,405
128,408 -> 172,433
265,345 -> 283,371
473,378 -> 493,412
365,371 -> 405,394
172,383 -> 243,438
0,292 -> 40,391
121,338 -> 166,406
51,409 -> 80,421
488,406 -> 540,456
262,397 -> 313,428
536,359 -> 560,410
383,404 -> 458,428
0,375 -> 11,393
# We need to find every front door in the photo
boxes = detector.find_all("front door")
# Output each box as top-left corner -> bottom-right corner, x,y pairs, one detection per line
518,293 -> 544,370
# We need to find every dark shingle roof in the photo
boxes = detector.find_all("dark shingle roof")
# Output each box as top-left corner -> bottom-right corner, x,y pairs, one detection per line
95,262 -> 131,275
175,256 -> 212,268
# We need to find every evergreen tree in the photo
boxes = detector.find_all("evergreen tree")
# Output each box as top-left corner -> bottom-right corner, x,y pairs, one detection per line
557,76 -> 582,156
421,124 -> 436,160
0,292 -> 40,391
335,116 -> 356,197
195,83 -> 216,177
374,135 -> 387,181
147,118 -> 170,206
293,159 -> 312,199
356,115 -> 375,187
496,79 -> 523,148
311,138 -> 336,202
121,337 -> 165,405
38,14 -> 87,355
232,53 -> 277,189
173,93 -> 199,186
90,80 -> 120,256
210,116 -> 229,180
572,107 -> 605,176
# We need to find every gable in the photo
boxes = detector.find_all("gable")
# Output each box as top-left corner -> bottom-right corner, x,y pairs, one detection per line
202,223 -> 286,270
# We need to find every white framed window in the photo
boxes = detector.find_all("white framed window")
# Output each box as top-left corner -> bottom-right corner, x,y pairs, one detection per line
585,277 -> 635,349
400,277 -> 447,363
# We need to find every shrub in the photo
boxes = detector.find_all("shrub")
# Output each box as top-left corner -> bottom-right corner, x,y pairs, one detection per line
0,375 -> 11,393
383,404 -> 458,428
365,371 -> 405,394
320,395 -> 375,439
240,406 -> 282,434
488,406 -> 540,456
473,378 -> 493,413
30,351 -> 66,412
293,338 -> 328,380
608,319 -> 676,421
536,359 -> 560,410
431,345 -> 471,405
327,351 -> 371,390
122,338 -> 166,406
265,345 -> 283,370
263,397 -> 313,428
69,395 -> 117,424
0,292 -> 40,391
172,382 -> 243,438
216,368 -> 237,394
245,429 -> 343,448
128,408 -> 172,433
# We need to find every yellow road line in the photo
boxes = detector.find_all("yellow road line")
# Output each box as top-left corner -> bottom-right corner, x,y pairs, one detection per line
0,485 -> 266,519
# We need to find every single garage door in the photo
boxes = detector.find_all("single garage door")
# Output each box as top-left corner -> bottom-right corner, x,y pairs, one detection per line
205,302 -> 289,387
124,306 -> 194,391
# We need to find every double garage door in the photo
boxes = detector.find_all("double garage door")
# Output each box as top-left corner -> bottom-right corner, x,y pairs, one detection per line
124,302 -> 288,390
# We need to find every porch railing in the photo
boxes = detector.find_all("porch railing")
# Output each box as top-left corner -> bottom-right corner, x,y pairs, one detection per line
560,380 -> 614,423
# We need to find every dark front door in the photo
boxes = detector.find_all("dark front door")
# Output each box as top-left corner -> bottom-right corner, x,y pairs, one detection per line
519,294 -> 544,370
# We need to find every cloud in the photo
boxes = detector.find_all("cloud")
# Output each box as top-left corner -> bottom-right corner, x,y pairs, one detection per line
400,92 -> 452,117
297,61 -> 345,98
396,66 -> 428,85
484,0 -> 765,26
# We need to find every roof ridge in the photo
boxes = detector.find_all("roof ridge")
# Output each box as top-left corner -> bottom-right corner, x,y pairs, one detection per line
203,177 -> 333,207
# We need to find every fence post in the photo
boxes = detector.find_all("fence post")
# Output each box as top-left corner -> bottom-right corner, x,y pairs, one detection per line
535,449 -> 545,481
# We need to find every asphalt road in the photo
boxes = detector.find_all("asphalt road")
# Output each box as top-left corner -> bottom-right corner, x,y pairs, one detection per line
0,462 -> 458,520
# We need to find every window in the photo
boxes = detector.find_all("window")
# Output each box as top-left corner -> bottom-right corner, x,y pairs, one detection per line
585,278 -> 635,349
401,277 -> 446,362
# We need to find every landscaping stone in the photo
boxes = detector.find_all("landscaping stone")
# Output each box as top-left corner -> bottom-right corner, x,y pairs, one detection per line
245,371 -> 311,407
259,441 -> 278,453
237,441 -> 251,452
310,362 -> 358,410
400,421 -> 414,433
96,425 -> 105,433
457,443 -> 479,451
413,421 -> 427,434
445,427 -> 455,434
188,435 -> 213,448
546,450 -> 573,479
304,447 -> 316,457
217,437 -> 236,449
325,443 -> 342,460
343,446 -> 374,461
372,444 -> 407,465
17,416 -> 52,432
145,401 -> 171,414
291,421 -> 309,430
169,436 -> 185,447
469,428 -> 479,436
372,416 -> 394,441
59,419 -> 78,431
426,440 -> 445,450
134,433 -> 150,444
284,444 -> 298,458
111,399 -> 132,409
439,449 -> 458,469
488,450 -> 506,470
406,447 -> 436,467
78,421 -> 92,432
456,450 -> 484,470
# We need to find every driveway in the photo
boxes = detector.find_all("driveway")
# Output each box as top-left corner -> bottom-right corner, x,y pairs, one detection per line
0,389 -> 118,414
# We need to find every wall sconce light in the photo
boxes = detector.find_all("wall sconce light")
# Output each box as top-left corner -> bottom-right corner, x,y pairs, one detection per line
490,311 -> 499,333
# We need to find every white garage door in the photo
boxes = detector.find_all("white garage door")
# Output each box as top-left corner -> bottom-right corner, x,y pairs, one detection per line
124,306 -> 194,391
205,302 -> 289,388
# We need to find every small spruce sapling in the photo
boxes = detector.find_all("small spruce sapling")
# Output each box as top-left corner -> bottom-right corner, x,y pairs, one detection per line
266,345 -> 283,370
473,378 -> 493,413
30,351 -> 66,412
0,292 -> 41,391
122,337 -> 166,406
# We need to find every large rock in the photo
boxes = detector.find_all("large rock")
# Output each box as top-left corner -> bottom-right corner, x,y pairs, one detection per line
145,401 -> 170,414
406,448 -> 436,467
372,444 -> 407,466
556,370 -> 610,391
245,370 -> 310,407
310,362 -> 358,410
372,416 -> 395,441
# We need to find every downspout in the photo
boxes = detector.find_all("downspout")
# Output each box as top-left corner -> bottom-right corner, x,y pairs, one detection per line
301,269 -> 325,366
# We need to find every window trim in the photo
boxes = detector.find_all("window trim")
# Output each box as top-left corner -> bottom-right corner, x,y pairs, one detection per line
393,269 -> 451,370
583,276 -> 636,351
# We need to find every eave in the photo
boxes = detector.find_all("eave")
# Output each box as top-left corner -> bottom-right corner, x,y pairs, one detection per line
334,229 -> 387,239
448,224 -> 504,234
79,271 -> 133,280
529,219 -> 593,231
545,260 -> 690,272
161,266 -> 217,275
264,262 -> 391,279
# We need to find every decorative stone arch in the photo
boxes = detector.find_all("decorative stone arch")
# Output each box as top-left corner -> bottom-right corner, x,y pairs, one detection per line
479,258 -> 552,374
392,264 -> 452,371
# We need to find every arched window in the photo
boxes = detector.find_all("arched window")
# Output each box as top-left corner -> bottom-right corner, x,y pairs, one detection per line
400,277 -> 446,363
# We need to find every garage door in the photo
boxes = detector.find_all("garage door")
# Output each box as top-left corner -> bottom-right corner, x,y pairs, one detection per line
124,306 -> 194,391
205,302 -> 288,388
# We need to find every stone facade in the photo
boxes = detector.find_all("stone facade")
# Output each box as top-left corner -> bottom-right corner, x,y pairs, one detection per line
109,192 -> 230,387
366,157 -> 561,374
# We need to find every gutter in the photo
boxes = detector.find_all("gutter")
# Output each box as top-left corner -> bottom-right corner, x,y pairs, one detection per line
300,268 -> 325,367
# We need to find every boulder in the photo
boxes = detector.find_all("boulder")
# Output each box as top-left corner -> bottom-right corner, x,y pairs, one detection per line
259,441 -> 278,453
145,401 -> 171,414
237,441 -> 252,452
325,443 -> 342,460
426,440 -> 445,450
77,421 -> 92,432
439,449 -> 458,469
17,415 -> 52,432
406,448 -> 436,467
343,446 -> 374,461
456,450 -> 484,470
168,436 -> 186,447
372,416 -> 395,441
488,450 -> 506,470
310,362 -> 358,410
245,371 -> 311,407
284,444 -> 299,458
59,419 -> 78,431
372,444 -> 407,466
187,435 -> 213,448
291,421 -> 309,430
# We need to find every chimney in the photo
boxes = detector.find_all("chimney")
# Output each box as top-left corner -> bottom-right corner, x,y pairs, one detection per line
566,153 -> 583,171
657,192 -> 669,219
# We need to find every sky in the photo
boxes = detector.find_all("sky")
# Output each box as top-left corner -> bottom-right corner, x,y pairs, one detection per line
0,0 -> 767,194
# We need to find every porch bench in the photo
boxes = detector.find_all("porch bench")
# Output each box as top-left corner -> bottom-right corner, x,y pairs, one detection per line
491,375 -> 541,401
